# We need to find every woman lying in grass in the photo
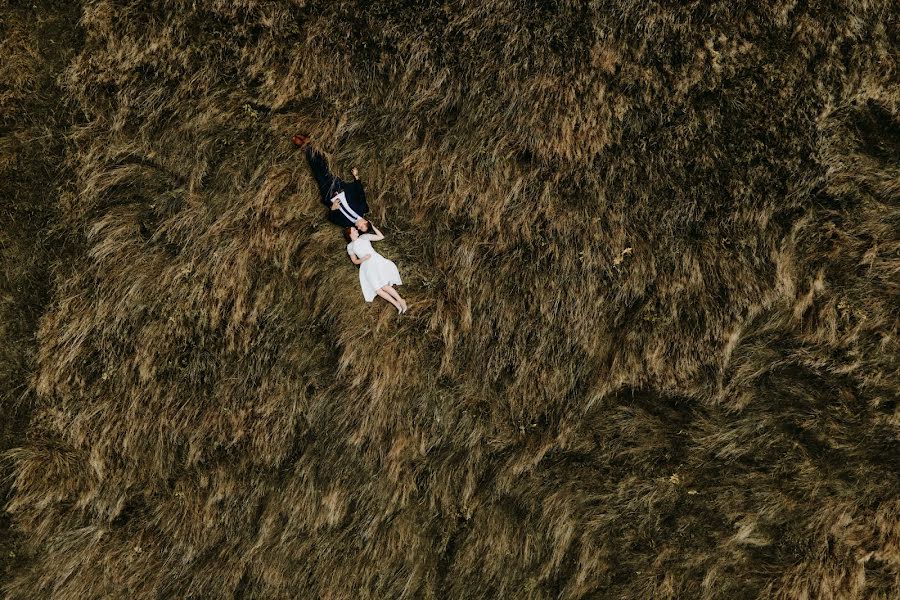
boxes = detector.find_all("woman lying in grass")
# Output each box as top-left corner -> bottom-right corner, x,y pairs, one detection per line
346,224 -> 407,313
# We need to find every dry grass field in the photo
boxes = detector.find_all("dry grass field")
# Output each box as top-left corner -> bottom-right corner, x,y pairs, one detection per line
2,0 -> 898,598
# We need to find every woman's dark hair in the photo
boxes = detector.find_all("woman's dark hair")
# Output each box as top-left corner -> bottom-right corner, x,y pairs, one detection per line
343,227 -> 354,242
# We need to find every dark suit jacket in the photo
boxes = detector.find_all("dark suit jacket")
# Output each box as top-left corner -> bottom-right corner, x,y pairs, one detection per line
327,179 -> 369,227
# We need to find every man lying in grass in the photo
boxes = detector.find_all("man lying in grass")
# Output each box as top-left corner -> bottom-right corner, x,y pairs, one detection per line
292,133 -> 369,232
293,133 -> 406,313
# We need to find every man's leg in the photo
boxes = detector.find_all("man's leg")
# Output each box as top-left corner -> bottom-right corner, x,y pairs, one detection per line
304,146 -> 343,207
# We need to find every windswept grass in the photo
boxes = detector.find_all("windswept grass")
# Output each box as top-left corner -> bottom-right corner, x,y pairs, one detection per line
2,1 -> 899,598
0,0 -> 82,586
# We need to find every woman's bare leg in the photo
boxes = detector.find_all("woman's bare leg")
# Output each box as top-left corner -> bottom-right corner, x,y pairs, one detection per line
376,287 -> 402,312
384,285 -> 407,312
383,285 -> 403,302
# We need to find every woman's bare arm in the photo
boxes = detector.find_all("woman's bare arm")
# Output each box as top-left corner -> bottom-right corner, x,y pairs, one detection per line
368,224 -> 385,241
349,252 -> 370,265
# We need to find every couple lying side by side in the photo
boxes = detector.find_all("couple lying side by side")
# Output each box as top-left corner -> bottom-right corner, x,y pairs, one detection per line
292,133 -> 408,314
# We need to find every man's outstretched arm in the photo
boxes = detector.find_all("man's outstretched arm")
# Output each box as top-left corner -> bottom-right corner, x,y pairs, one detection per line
346,169 -> 368,214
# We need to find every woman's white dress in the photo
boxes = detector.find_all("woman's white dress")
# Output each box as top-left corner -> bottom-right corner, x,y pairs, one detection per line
347,234 -> 402,302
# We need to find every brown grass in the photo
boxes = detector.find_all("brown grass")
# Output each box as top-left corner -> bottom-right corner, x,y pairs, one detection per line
0,0 -> 82,587
2,0 -> 899,598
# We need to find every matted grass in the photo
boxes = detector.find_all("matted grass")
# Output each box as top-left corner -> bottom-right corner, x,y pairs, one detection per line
2,1 -> 899,598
